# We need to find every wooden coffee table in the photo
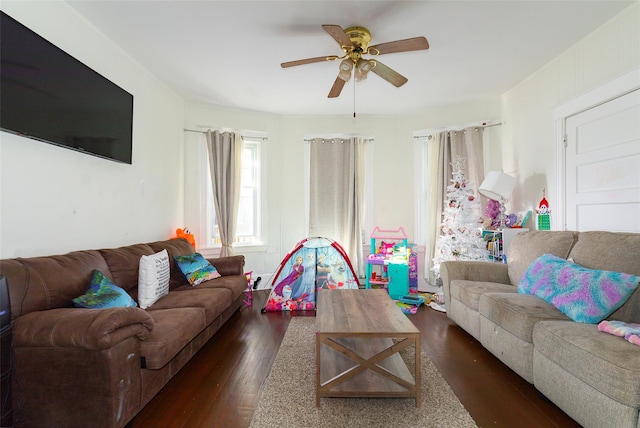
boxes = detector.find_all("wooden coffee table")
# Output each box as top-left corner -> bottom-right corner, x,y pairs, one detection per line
315,289 -> 421,407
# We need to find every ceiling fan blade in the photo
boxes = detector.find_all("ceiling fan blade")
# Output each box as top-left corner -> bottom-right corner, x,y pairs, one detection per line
328,75 -> 346,98
281,55 -> 339,68
370,60 -> 408,87
322,24 -> 353,48
368,36 -> 429,56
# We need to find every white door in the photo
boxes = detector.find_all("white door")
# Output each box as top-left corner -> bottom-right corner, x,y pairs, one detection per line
565,89 -> 640,232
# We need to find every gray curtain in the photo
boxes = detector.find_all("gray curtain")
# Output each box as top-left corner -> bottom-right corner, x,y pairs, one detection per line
205,130 -> 243,257
309,137 -> 365,276
425,127 -> 485,284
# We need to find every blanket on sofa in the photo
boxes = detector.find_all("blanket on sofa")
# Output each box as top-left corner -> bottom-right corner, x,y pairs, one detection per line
598,320 -> 640,347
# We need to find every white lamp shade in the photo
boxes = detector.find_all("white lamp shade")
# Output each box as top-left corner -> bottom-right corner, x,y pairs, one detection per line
354,59 -> 372,81
338,59 -> 353,82
478,171 -> 516,201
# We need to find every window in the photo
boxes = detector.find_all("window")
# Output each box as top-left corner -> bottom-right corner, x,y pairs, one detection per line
205,136 -> 263,247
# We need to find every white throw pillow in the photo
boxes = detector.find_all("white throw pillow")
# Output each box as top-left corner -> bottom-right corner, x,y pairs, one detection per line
138,249 -> 170,309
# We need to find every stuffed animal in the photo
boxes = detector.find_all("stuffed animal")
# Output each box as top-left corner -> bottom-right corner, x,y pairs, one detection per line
505,213 -> 518,227
174,227 -> 196,249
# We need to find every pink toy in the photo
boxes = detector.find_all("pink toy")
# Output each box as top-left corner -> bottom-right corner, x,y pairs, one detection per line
243,271 -> 253,307
377,241 -> 394,254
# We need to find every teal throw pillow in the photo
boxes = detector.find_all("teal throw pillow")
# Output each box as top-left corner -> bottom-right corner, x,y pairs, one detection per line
73,270 -> 137,309
174,253 -> 221,286
518,254 -> 639,323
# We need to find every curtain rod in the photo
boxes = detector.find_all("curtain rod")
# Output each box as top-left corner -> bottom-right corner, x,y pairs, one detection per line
183,128 -> 268,140
413,122 -> 503,140
303,137 -> 375,143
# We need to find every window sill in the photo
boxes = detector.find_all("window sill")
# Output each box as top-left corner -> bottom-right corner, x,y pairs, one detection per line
198,243 -> 268,258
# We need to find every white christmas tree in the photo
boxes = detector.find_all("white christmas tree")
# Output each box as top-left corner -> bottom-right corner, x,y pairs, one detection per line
432,156 -> 489,279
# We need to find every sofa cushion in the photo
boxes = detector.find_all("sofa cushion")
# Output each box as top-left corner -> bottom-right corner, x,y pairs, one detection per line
146,288 -> 232,325
138,250 -> 171,309
570,231 -> 640,324
479,292 -> 569,344
99,243 -> 155,292
0,250 -> 112,317
450,279 -> 515,311
140,308 -> 207,370
73,270 -> 137,309
569,231 -> 640,276
533,320 -> 640,408
175,275 -> 249,301
518,254 -> 639,324
507,231 -> 577,286
174,253 -> 221,286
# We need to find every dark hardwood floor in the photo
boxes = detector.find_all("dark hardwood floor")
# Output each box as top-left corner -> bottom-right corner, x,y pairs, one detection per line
129,290 -> 581,428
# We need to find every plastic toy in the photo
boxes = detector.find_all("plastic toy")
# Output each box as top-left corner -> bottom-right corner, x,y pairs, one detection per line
243,271 -> 253,307
418,292 -> 445,305
400,295 -> 425,306
366,226 -> 409,291
396,302 -> 418,314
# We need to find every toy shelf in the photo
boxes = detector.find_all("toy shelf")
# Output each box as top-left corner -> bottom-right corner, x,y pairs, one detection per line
482,228 -> 529,263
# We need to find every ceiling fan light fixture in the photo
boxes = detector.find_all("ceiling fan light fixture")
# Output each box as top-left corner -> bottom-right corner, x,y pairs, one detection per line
283,24 -> 429,100
338,58 -> 353,81
354,59 -> 373,81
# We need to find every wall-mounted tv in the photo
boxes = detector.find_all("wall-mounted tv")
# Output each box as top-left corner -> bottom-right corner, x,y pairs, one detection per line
0,11 -> 133,164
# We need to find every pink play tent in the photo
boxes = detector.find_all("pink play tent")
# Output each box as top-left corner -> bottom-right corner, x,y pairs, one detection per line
262,237 -> 359,312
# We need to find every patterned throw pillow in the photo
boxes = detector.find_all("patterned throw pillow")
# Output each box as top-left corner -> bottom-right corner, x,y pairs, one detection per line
174,253 -> 221,286
73,270 -> 137,309
518,254 -> 639,323
138,249 -> 171,309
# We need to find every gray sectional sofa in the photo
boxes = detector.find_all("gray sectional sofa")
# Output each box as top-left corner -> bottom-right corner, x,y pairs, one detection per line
441,230 -> 640,428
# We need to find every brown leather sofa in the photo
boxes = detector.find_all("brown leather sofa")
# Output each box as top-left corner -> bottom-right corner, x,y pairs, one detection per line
0,238 -> 247,428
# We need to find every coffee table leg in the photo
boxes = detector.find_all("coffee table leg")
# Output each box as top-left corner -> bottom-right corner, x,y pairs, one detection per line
315,333 -> 321,408
415,335 -> 421,407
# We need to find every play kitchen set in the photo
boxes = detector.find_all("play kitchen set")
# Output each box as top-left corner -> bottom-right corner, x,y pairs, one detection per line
365,227 -> 444,314
364,227 -> 416,306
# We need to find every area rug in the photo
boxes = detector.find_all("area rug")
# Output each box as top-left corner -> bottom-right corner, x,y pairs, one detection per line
249,317 -> 477,427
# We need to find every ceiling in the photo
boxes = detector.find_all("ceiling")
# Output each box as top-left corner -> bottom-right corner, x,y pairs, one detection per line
67,1 -> 634,117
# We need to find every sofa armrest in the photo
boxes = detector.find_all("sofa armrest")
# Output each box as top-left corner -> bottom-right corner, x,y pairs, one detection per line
440,261 -> 510,308
12,307 -> 153,350
208,255 -> 245,276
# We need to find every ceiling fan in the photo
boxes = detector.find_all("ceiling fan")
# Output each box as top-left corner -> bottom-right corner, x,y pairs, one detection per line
281,24 -> 429,98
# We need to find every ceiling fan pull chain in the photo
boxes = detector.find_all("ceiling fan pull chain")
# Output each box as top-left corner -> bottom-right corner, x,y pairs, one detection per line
353,78 -> 356,118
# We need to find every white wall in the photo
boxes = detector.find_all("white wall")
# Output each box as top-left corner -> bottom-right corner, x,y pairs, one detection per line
501,2 -> 639,225
4,1 -> 636,279
185,99 -> 501,282
182,5 -> 640,279
0,2 -> 186,258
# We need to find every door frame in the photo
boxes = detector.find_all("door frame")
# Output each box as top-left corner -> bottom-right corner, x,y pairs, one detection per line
553,67 -> 640,230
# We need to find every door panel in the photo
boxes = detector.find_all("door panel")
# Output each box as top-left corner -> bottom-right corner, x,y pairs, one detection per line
565,89 -> 640,232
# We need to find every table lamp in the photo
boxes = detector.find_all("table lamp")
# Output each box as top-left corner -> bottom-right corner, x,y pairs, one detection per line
478,171 -> 516,229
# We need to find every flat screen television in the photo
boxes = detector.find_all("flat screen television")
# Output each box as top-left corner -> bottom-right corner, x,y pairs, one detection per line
0,11 -> 133,164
